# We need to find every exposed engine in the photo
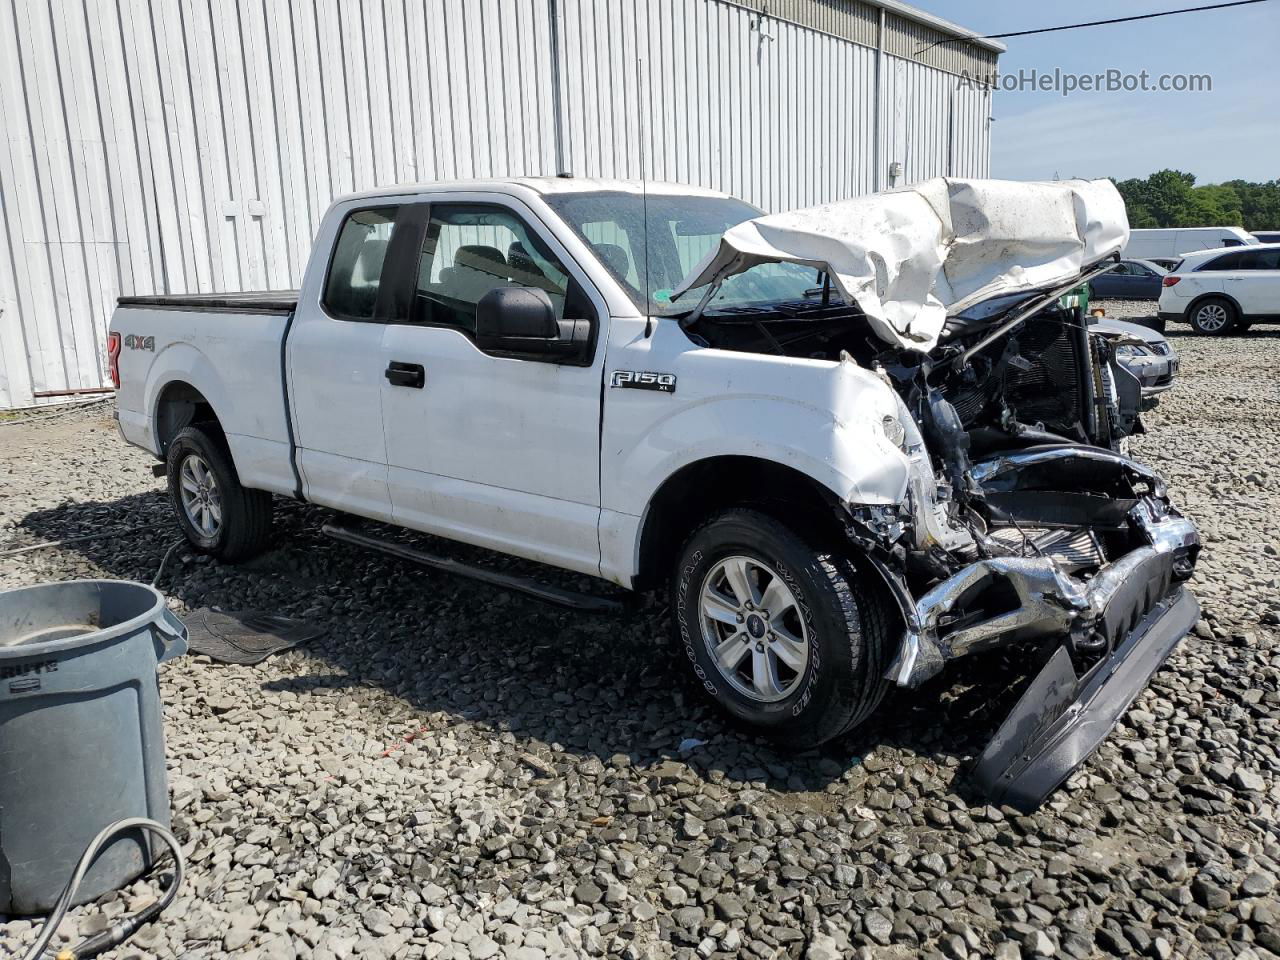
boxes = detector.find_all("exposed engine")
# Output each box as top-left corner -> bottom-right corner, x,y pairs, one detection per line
689,285 -> 1197,688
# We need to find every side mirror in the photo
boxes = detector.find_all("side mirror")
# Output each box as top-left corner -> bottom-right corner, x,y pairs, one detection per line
475,287 -> 589,363
477,287 -> 557,341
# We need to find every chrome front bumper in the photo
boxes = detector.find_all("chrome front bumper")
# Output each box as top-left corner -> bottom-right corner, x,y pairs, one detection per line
886,501 -> 1200,688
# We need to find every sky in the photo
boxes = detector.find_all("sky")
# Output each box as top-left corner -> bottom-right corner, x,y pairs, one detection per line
918,0 -> 1279,185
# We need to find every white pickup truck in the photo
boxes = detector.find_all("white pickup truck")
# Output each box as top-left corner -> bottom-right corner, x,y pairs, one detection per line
110,176 -> 1201,809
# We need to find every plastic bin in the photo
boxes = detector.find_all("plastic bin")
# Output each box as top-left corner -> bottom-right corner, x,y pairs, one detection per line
0,580 -> 186,915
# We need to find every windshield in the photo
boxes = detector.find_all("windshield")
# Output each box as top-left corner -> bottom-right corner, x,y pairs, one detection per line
543,190 -> 823,316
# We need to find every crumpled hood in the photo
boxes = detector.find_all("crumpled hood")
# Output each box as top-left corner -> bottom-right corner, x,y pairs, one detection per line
673,177 -> 1130,352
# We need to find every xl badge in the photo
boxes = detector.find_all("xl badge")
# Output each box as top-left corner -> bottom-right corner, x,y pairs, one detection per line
611,370 -> 676,393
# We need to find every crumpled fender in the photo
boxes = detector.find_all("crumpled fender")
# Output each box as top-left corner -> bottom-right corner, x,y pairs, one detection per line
601,345 -> 913,518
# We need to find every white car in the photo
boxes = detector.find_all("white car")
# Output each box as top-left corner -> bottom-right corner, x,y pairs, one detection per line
1158,243 -> 1280,334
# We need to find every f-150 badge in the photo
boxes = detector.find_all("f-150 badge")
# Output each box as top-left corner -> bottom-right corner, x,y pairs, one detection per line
610,370 -> 676,393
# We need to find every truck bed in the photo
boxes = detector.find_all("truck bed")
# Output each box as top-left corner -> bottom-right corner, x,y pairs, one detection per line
116,290 -> 298,314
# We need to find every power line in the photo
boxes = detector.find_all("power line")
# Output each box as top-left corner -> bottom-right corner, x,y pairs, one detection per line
922,0 -> 1272,52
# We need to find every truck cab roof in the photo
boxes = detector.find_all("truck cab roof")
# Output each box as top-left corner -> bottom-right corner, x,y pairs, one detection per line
337,177 -> 735,203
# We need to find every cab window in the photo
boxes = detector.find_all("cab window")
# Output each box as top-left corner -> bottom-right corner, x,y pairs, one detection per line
414,204 -> 575,333
323,207 -> 401,320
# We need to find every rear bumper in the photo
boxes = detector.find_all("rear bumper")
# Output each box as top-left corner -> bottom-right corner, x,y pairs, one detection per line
1157,310 -> 1183,326
972,586 -> 1198,811
115,406 -> 159,457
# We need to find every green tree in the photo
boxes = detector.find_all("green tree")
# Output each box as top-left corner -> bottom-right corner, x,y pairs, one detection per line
1111,171 -> 1280,231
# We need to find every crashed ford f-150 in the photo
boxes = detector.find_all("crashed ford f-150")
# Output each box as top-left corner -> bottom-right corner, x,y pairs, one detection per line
109,175 -> 1199,809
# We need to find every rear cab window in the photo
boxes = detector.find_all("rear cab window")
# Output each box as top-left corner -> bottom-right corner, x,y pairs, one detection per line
323,206 -> 402,321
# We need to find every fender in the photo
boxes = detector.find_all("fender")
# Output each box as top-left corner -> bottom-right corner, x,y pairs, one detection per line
144,341 -> 291,453
604,392 -> 911,519
1183,290 -> 1244,322
141,340 -> 298,497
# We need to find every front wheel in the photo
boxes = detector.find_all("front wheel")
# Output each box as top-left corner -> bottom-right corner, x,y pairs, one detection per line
1189,297 -> 1237,335
166,425 -> 274,562
671,509 -> 895,748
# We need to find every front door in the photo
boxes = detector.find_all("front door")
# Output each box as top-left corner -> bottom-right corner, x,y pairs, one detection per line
379,197 -> 608,576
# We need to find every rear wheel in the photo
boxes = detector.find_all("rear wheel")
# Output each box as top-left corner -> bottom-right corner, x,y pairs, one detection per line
1188,297 -> 1237,335
671,508 -> 894,748
166,425 -> 273,562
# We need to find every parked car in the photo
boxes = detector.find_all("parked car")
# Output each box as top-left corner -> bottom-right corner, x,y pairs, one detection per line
1088,258 -> 1166,300
1124,226 -> 1257,261
1089,316 -> 1178,406
1158,243 -> 1280,334
109,176 -> 1200,809
1252,231 -> 1280,244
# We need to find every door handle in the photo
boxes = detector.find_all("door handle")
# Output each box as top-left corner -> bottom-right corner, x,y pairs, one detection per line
385,361 -> 425,389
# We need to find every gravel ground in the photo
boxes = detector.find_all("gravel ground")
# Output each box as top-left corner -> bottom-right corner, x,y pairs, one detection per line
2,304 -> 1278,960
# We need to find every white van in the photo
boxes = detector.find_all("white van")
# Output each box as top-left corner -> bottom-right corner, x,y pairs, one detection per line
1124,227 -> 1257,262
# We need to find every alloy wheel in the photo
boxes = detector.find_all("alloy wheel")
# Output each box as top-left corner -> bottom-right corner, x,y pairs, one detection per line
1195,303 -> 1229,332
178,453 -> 222,537
698,555 -> 810,702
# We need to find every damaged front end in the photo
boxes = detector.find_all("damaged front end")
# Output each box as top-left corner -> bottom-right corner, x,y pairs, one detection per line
672,176 -> 1199,808
855,296 -> 1201,811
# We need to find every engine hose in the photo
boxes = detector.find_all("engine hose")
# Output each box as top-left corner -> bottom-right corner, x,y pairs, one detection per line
21,818 -> 184,960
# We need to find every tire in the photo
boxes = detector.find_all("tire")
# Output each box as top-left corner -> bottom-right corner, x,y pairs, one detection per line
670,508 -> 894,748
1188,297 -> 1237,335
166,424 -> 273,562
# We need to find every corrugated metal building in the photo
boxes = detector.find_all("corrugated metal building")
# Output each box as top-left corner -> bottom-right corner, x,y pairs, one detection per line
0,0 -> 1001,409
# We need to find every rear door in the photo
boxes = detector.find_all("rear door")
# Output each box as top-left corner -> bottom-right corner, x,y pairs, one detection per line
287,202 -> 417,522
1225,248 -> 1280,314
1100,262 -> 1143,298
378,194 -> 610,577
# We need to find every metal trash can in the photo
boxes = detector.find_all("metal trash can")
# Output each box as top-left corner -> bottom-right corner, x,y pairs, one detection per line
0,580 -> 186,915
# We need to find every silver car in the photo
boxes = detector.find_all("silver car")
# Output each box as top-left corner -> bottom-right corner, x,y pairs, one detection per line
1090,316 -> 1179,406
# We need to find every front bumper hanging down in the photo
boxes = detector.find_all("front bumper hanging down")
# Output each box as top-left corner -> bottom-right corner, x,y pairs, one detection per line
971,585 -> 1198,810
880,483 -> 1200,810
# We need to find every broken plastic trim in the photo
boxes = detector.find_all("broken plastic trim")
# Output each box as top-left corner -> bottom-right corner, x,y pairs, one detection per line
971,586 -> 1198,811
884,489 -> 1199,688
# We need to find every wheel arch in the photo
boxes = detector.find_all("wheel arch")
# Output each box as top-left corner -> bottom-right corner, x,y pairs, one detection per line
632,455 -> 853,592
154,379 -> 224,455
1183,291 -> 1243,323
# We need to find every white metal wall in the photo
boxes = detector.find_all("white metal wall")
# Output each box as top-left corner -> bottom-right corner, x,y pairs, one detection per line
0,0 -> 992,409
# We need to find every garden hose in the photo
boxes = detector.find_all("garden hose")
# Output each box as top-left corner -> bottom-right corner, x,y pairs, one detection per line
21,818 -> 184,960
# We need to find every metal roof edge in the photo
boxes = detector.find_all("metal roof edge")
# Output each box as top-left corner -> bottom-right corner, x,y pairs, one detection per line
865,0 -> 1007,53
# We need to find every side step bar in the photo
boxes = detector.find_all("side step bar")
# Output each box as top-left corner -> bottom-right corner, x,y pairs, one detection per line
321,523 -> 626,613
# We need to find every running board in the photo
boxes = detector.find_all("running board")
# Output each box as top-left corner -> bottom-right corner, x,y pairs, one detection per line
321,523 -> 626,613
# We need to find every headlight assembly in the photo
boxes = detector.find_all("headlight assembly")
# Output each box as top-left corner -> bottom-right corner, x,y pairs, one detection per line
881,414 -> 907,449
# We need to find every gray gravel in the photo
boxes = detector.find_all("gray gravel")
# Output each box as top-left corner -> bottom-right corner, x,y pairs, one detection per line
2,305 -> 1279,959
